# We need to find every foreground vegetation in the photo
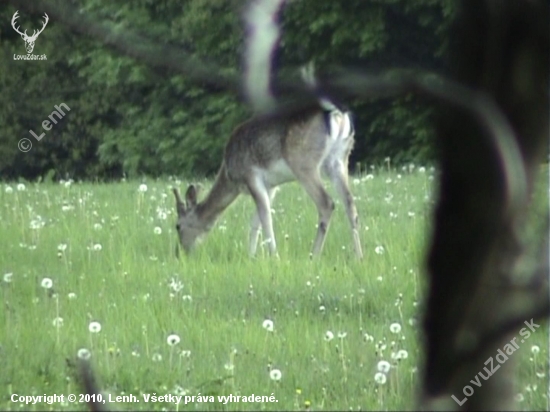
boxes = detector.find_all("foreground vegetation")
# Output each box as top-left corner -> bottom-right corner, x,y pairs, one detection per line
0,167 -> 547,410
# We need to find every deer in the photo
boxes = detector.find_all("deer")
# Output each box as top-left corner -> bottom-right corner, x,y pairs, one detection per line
11,11 -> 49,54
173,75 -> 363,259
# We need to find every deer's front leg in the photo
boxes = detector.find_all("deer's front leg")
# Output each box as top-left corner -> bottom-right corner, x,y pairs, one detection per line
247,178 -> 278,256
249,212 -> 261,256
249,188 -> 277,256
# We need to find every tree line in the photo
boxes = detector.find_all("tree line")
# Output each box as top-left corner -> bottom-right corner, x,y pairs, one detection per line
0,0 -> 456,181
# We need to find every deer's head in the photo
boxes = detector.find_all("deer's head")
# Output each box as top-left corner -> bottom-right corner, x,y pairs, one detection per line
12,11 -> 49,54
173,185 -> 206,255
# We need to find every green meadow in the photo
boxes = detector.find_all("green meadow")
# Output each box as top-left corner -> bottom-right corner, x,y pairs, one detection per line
0,167 -> 547,411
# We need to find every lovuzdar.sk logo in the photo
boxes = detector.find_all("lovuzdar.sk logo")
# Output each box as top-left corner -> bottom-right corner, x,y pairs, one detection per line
11,10 -> 48,61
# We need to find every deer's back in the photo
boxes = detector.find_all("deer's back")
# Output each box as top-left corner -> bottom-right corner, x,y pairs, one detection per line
224,108 -> 331,182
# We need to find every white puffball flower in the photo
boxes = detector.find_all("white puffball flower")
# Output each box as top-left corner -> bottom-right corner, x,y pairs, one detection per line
167,334 -> 181,346
269,369 -> 282,381
377,360 -> 391,373
77,348 -> 91,360
41,277 -> 53,289
88,321 -> 102,333
374,372 -> 387,384
262,319 -> 274,332
390,322 -> 402,334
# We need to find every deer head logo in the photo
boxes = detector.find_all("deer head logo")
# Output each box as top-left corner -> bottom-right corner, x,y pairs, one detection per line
11,11 -> 49,54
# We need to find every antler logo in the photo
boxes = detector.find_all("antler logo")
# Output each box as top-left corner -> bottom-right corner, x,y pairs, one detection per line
11,11 -> 49,54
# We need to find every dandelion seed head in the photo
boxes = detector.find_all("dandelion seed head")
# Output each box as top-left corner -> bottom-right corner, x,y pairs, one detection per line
377,360 -> 391,373
531,345 -> 540,355
62,204 -> 75,212
77,348 -> 91,360
324,331 -> 334,342
173,385 -> 187,396
397,349 -> 409,360
390,322 -> 402,334
138,184 -> 148,193
41,277 -> 53,289
88,321 -> 102,333
3,272 -> 13,283
154,226 -> 162,235
52,317 -> 64,327
269,369 -> 282,381
5,186 -> 13,194
167,334 -> 181,346
374,372 -> 387,384
17,183 -> 26,191
262,319 -> 274,332
152,353 -> 162,362
375,246 -> 385,255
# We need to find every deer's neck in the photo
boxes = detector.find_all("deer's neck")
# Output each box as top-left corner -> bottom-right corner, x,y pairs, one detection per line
196,163 -> 240,229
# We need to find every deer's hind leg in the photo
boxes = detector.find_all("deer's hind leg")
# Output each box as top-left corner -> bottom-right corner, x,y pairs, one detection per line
287,161 -> 335,257
322,146 -> 363,259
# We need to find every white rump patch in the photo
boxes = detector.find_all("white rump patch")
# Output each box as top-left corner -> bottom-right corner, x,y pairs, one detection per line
329,110 -> 352,140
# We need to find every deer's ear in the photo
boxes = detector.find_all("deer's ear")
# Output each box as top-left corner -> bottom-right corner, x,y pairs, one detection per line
185,185 -> 199,207
173,188 -> 186,216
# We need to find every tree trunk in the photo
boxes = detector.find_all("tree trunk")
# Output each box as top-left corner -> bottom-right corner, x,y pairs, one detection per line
422,1 -> 549,410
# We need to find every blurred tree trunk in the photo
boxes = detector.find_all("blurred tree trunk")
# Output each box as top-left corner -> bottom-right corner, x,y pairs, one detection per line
422,0 -> 549,410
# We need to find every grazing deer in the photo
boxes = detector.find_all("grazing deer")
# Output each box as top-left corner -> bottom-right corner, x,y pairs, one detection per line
173,99 -> 363,259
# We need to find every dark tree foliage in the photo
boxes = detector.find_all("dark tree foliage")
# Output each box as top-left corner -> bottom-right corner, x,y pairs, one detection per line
0,0 -> 456,180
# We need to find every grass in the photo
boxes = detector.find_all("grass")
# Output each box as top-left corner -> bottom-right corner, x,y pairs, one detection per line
0,166 -> 547,411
